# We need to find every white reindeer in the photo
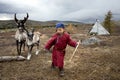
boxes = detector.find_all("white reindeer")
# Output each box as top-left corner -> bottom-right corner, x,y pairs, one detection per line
14,13 -> 28,55
14,13 -> 41,60
25,29 -> 42,60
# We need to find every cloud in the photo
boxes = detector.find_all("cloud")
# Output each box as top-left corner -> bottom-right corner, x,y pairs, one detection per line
0,0 -> 120,22
0,14 -> 12,20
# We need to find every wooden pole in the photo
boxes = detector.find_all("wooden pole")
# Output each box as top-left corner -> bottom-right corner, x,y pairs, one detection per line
69,40 -> 80,62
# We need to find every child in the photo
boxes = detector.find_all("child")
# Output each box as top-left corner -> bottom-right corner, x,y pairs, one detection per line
45,23 -> 78,77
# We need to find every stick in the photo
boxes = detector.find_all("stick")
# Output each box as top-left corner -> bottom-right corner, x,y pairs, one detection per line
69,40 -> 80,62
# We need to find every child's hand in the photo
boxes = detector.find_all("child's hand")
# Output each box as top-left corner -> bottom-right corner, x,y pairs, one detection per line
43,48 -> 51,54
77,42 -> 79,45
77,40 -> 82,45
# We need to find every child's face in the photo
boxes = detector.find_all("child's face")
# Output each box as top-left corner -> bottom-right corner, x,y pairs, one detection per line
56,28 -> 64,34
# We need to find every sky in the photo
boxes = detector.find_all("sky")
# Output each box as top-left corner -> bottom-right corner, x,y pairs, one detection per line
0,0 -> 120,22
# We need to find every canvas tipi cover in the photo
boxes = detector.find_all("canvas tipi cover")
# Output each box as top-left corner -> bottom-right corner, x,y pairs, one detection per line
90,20 -> 110,35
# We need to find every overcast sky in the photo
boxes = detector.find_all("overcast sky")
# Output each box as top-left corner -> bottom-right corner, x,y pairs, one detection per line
0,0 -> 120,22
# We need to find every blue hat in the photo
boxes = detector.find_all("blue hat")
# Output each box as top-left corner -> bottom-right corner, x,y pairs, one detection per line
56,23 -> 65,28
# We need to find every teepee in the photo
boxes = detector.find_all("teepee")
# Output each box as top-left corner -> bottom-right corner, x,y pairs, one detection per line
90,20 -> 110,35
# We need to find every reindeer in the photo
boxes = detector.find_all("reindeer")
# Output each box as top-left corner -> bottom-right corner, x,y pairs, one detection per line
25,28 -> 41,60
14,13 -> 28,56
14,13 -> 41,60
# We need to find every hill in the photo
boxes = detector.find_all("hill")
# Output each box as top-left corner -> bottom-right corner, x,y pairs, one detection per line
0,20 -> 83,29
112,20 -> 120,35
0,20 -> 16,29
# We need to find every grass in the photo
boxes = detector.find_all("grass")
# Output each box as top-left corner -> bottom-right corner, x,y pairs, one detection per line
0,28 -> 120,80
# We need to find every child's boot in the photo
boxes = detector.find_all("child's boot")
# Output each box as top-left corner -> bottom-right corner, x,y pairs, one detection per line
51,63 -> 56,70
59,68 -> 64,77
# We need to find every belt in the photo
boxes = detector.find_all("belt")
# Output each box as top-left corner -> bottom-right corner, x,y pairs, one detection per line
54,47 -> 65,51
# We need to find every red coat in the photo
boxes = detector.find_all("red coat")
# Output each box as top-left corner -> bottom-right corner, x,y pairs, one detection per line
45,32 -> 77,68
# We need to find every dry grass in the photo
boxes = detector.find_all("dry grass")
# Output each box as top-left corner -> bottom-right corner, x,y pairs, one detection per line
0,28 -> 120,80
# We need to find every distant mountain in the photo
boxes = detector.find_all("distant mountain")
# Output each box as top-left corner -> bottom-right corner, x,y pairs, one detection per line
0,20 -> 16,29
45,20 -> 83,24
112,20 -> 120,35
114,20 -> 120,26
0,20 -> 84,29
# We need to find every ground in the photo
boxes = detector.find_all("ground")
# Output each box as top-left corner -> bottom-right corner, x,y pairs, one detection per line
0,28 -> 120,80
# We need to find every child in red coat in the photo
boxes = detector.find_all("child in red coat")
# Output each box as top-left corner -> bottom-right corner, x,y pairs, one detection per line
45,23 -> 77,77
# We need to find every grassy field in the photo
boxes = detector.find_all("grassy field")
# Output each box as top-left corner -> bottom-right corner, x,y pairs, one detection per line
0,26 -> 120,80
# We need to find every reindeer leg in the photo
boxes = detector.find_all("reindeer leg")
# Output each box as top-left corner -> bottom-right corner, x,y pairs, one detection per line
27,45 -> 33,60
23,40 -> 25,51
27,45 -> 31,60
30,45 -> 34,52
35,42 -> 40,55
19,41 -> 23,56
16,40 -> 20,55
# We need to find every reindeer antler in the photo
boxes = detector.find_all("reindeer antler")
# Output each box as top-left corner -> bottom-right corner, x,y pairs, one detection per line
14,13 -> 18,23
23,13 -> 29,23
